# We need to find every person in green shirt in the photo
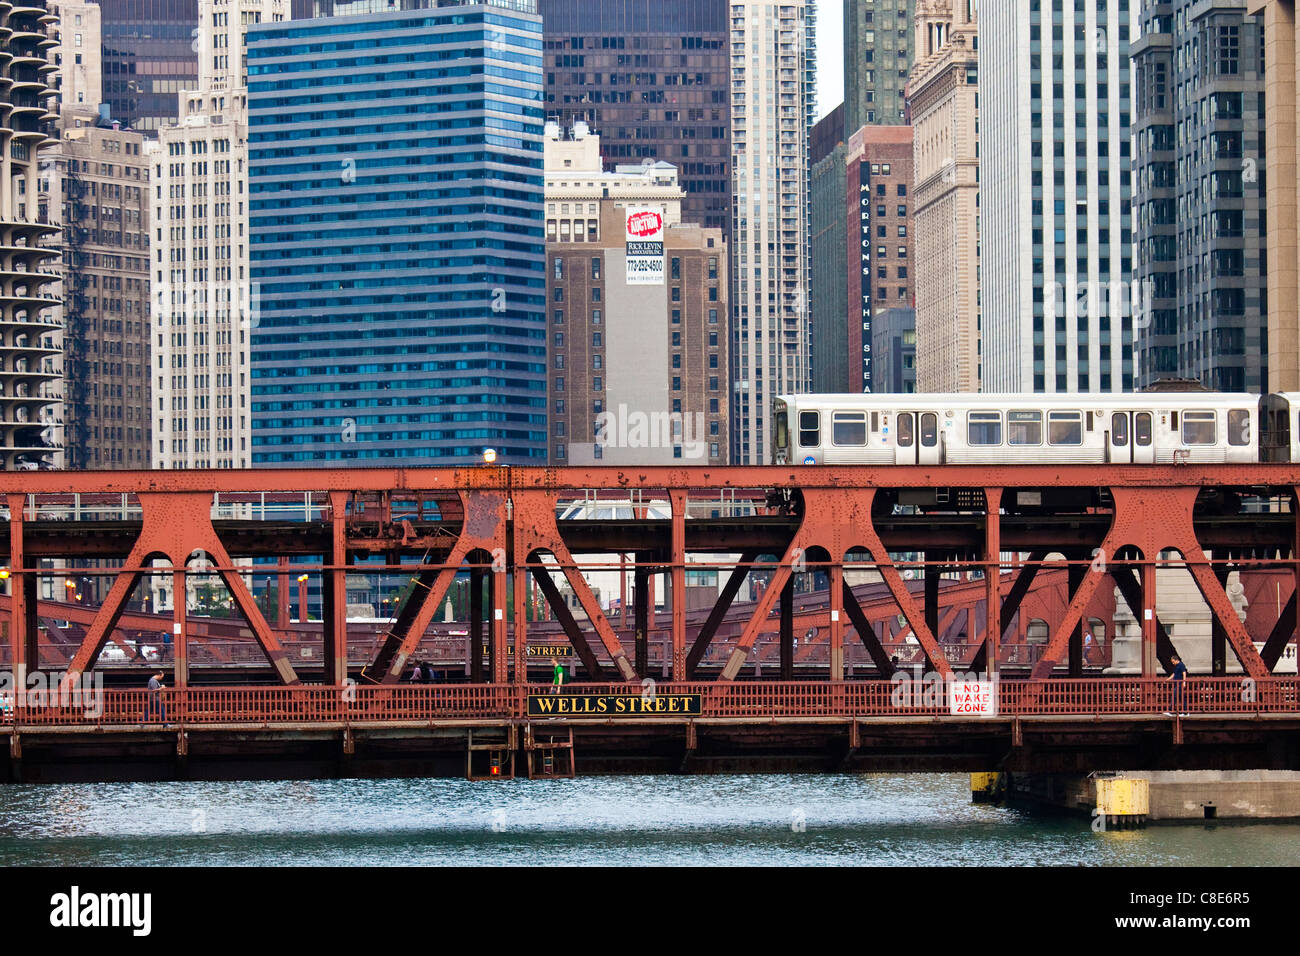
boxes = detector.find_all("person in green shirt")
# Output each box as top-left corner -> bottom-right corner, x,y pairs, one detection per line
551,659 -> 565,695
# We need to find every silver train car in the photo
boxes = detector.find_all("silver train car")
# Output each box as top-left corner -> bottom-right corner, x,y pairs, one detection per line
773,393 -> 1261,466
772,391 -> 1289,512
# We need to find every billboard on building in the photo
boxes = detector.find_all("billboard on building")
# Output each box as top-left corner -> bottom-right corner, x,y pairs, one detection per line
625,206 -> 665,285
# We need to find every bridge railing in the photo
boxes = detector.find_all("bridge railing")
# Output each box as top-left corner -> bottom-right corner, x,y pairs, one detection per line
1,677 -> 1296,727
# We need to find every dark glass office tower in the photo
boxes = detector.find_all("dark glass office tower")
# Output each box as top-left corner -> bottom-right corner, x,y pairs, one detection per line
1133,0 -> 1267,392
246,2 -> 547,464
98,0 -> 199,131
540,0 -> 730,236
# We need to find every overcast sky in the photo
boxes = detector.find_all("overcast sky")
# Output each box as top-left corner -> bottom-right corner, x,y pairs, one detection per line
816,0 -> 844,122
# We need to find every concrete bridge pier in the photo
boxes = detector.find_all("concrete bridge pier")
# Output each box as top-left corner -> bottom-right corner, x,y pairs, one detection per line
976,770 -> 1300,823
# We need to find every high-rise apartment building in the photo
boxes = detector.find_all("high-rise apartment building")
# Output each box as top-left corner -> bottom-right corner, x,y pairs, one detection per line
729,0 -> 816,463
540,0 -> 732,237
99,0 -> 201,131
246,1 -> 546,465
46,112 -> 152,468
845,0 -> 915,129
0,1 -> 63,470
546,125 -> 728,464
908,0 -> 979,392
151,0 -> 285,469
982,0 -> 1137,393
1133,1 -> 1267,392
1244,0 -> 1296,391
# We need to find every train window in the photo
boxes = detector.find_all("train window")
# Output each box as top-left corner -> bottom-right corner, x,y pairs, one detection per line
832,412 -> 868,446
967,411 -> 1002,445
1047,410 -> 1083,445
1135,413 -> 1152,446
920,413 -> 938,447
1007,410 -> 1042,445
1111,413 -> 1128,446
1182,410 -> 1216,445
897,412 -> 914,447
798,411 -> 820,447
774,409 -> 789,452
1228,408 -> 1251,446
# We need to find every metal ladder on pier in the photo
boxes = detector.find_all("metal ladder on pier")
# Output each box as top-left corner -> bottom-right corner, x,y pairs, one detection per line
466,726 -> 515,781
524,724 -> 575,779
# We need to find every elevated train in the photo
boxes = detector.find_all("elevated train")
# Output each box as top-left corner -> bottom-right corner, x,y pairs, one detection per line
772,391 -> 1300,512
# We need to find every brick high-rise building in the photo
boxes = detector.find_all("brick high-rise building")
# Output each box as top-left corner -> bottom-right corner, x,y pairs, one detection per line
843,124 -> 914,393
812,120 -> 914,394
546,125 -> 728,464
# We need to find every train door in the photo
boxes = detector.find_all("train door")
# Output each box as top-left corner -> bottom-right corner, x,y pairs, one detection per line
894,412 -> 940,464
918,412 -> 941,464
1109,411 -> 1154,464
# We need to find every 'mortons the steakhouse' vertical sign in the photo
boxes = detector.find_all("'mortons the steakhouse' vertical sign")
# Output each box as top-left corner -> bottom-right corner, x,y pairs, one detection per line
625,206 -> 665,285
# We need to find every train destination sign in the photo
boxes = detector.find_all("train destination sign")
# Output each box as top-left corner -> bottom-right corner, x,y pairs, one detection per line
527,694 -> 702,717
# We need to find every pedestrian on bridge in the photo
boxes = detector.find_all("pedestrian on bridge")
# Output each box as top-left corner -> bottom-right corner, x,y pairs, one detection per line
551,659 -> 565,696
1165,654 -> 1187,716
145,671 -> 167,724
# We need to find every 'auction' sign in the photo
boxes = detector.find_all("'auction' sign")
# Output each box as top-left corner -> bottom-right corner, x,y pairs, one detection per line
625,206 -> 665,285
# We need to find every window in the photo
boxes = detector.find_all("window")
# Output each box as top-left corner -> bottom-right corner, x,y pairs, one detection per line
1048,411 -> 1083,445
1111,412 -> 1128,446
592,332 -> 602,347
1007,410 -> 1043,445
591,257 -> 600,279
592,309 -> 601,324
592,287 -> 602,302
920,413 -> 938,447
593,377 -> 602,391
897,412 -> 914,447
832,412 -> 868,446
1183,410 -> 1216,444
1135,412 -> 1153,446
671,258 -> 681,279
798,410 -> 820,447
553,258 -> 563,279
1228,409 -> 1251,446
968,411 -> 1002,445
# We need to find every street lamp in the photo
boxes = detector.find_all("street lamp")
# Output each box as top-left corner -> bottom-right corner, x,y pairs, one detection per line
297,573 -> 309,623
482,447 -> 497,465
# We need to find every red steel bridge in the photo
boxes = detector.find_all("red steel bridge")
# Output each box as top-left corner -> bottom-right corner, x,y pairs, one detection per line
0,465 -> 1298,781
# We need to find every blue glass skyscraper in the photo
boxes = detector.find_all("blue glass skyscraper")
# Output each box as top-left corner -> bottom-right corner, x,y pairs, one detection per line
246,1 -> 546,464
